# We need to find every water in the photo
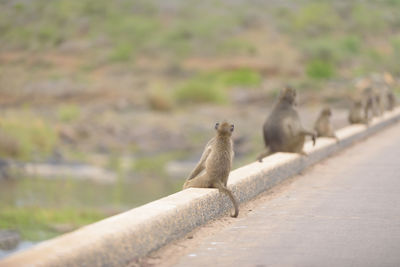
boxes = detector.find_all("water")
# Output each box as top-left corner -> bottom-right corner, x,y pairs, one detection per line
0,241 -> 36,260
0,173 -> 184,246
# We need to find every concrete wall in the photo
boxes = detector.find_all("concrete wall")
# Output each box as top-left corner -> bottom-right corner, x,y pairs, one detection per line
2,108 -> 400,267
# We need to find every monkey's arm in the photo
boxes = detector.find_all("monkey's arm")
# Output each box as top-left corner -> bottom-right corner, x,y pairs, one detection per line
186,138 -> 214,180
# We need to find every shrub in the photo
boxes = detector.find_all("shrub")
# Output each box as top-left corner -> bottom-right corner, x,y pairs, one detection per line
0,115 -> 58,160
301,36 -> 361,64
341,36 -> 361,54
174,80 -> 227,104
306,60 -> 335,79
217,69 -> 262,87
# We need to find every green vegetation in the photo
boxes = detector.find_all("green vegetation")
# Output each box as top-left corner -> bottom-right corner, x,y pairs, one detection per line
174,78 -> 228,104
0,0 -> 246,59
306,60 -> 335,80
174,69 -> 261,104
57,104 -> 81,122
302,36 -> 362,64
216,69 -> 262,87
290,2 -> 341,35
217,38 -> 257,56
0,115 -> 58,160
109,42 -> 135,62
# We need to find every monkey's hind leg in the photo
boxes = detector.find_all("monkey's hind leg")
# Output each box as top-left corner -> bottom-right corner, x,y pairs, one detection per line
185,145 -> 212,182
257,147 -> 271,162
183,173 -> 210,189
214,181 -> 239,218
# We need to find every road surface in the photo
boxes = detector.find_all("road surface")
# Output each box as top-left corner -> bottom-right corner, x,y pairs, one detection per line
173,122 -> 400,267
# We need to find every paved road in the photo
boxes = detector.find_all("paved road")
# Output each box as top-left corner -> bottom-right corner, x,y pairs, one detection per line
174,122 -> 400,267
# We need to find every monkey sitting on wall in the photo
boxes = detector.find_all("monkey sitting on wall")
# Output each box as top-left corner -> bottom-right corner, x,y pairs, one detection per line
257,86 -> 316,162
183,121 -> 239,218
348,99 -> 368,125
383,72 -> 396,111
362,87 -> 380,121
387,89 -> 396,111
314,107 -> 338,141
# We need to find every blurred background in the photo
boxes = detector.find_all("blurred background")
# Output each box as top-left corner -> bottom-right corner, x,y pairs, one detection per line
1,0 -> 400,257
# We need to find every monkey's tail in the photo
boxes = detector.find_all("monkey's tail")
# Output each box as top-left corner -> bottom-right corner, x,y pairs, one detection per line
216,183 -> 239,218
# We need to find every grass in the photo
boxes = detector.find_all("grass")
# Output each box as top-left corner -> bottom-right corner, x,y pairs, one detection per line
174,69 -> 262,104
57,104 -> 81,123
0,114 -> 58,160
290,2 -> 341,36
174,79 -> 228,104
306,60 -> 335,80
217,38 -> 257,56
216,69 -> 262,87
109,42 -> 135,62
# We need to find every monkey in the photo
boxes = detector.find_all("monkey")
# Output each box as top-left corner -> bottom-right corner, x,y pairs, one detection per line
257,86 -> 316,162
373,91 -> 382,117
381,72 -> 397,111
387,89 -> 396,111
348,99 -> 368,124
362,87 -> 375,121
183,121 -> 239,218
314,107 -> 338,141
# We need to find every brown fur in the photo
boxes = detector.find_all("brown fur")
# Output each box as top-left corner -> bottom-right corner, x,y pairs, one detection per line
183,122 -> 239,218
348,99 -> 368,124
257,86 -> 316,162
387,89 -> 396,111
362,87 -> 382,120
314,107 -> 338,141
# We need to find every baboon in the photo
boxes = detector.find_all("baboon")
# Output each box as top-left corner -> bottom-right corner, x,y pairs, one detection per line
183,121 -> 239,218
348,99 -> 368,124
362,87 -> 376,121
383,72 -> 396,111
257,86 -> 316,162
373,90 -> 382,116
314,107 -> 338,141
387,89 -> 396,111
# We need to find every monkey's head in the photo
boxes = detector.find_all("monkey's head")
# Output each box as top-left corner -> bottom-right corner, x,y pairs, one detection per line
215,121 -> 234,136
279,85 -> 297,105
321,107 -> 332,117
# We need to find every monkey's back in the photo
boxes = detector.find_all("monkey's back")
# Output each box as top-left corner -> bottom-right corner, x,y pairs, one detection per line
206,136 -> 233,186
314,116 -> 332,137
349,106 -> 363,123
263,103 -> 303,152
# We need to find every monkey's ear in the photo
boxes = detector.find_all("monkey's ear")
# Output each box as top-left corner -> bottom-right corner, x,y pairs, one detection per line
230,124 -> 234,132
215,122 -> 220,130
